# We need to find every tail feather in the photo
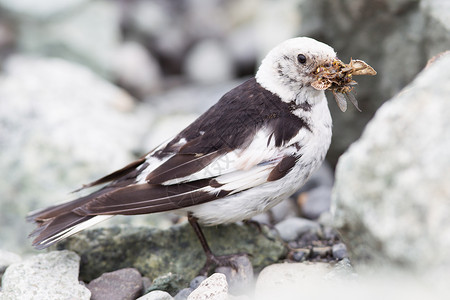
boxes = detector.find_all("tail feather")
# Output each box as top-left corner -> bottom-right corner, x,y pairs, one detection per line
29,213 -> 112,249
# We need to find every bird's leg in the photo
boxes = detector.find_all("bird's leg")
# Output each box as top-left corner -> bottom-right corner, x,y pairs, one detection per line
187,213 -> 247,276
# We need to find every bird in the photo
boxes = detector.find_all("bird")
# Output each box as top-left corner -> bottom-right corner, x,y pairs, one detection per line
27,37 -> 370,274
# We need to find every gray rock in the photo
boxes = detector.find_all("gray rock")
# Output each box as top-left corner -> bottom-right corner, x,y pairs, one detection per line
113,41 -> 162,99
87,268 -> 143,300
0,56 -> 155,254
189,276 -> 207,290
291,249 -> 310,262
56,222 -> 286,283
184,39 -> 235,84
0,0 -> 88,19
0,250 -> 21,281
1,250 -> 90,299
16,0 -> 121,78
298,0 -> 450,167
299,186 -> 332,220
332,243 -> 348,260
275,217 -> 320,242
311,246 -> 331,259
174,288 -> 193,300
332,53 -> 450,271
188,273 -> 228,300
215,255 -> 254,295
138,290 -> 174,300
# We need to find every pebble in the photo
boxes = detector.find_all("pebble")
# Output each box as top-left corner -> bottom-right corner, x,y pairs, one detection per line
274,217 -> 320,242
174,288 -> 193,300
187,273 -> 228,300
332,243 -> 348,259
311,246 -> 331,258
87,268 -> 143,300
299,186 -> 332,220
138,290 -> 174,300
291,249 -> 310,262
189,276 -> 207,290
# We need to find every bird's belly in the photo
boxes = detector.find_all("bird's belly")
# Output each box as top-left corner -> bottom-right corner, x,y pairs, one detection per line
185,119 -> 332,225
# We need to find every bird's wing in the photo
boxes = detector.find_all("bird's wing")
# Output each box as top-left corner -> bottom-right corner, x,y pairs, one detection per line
73,127 -> 302,216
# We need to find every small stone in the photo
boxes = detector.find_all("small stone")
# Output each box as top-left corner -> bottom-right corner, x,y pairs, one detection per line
291,249 -> 310,262
174,288 -> 193,300
189,276 -> 207,290
215,255 -> 254,295
311,246 -> 331,258
332,243 -> 348,260
275,217 -> 320,242
87,268 -> 143,300
300,186 -> 332,220
138,290 -> 174,300
188,273 -> 228,300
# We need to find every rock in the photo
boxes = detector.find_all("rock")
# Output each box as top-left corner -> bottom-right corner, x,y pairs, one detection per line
87,268 -> 143,300
0,250 -> 90,299
275,217 -> 320,242
146,273 -> 186,296
15,0 -> 121,78
332,243 -> 348,260
0,55 -> 155,254
189,276 -> 207,290
184,39 -> 235,84
0,0 -> 88,19
215,255 -> 254,295
332,53 -> 450,271
0,250 -> 21,281
255,262 -> 351,299
56,222 -> 286,283
311,246 -> 331,259
298,186 -> 332,220
113,41 -> 162,99
174,288 -> 193,300
298,0 -> 450,167
138,290 -> 174,300
187,273 -> 228,300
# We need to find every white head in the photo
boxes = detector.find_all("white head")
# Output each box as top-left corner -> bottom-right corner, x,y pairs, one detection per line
256,37 -> 337,103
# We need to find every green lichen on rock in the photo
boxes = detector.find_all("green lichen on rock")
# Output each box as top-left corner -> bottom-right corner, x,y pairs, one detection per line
55,222 -> 286,282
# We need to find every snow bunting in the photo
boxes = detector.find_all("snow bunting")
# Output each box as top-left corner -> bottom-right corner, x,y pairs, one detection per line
28,37 -> 376,272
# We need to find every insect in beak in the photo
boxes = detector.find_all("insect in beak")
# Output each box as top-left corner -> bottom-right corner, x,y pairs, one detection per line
311,58 -> 376,112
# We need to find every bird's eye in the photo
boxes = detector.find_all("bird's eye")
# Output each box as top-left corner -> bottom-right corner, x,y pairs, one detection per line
297,54 -> 307,64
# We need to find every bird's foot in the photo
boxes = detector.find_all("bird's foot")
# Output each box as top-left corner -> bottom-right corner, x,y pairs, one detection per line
199,252 -> 250,276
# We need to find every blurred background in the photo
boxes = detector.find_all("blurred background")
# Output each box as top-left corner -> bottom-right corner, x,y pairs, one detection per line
0,0 -> 449,255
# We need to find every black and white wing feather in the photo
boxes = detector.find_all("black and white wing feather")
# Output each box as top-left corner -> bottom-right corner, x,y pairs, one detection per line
27,78 -> 309,249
